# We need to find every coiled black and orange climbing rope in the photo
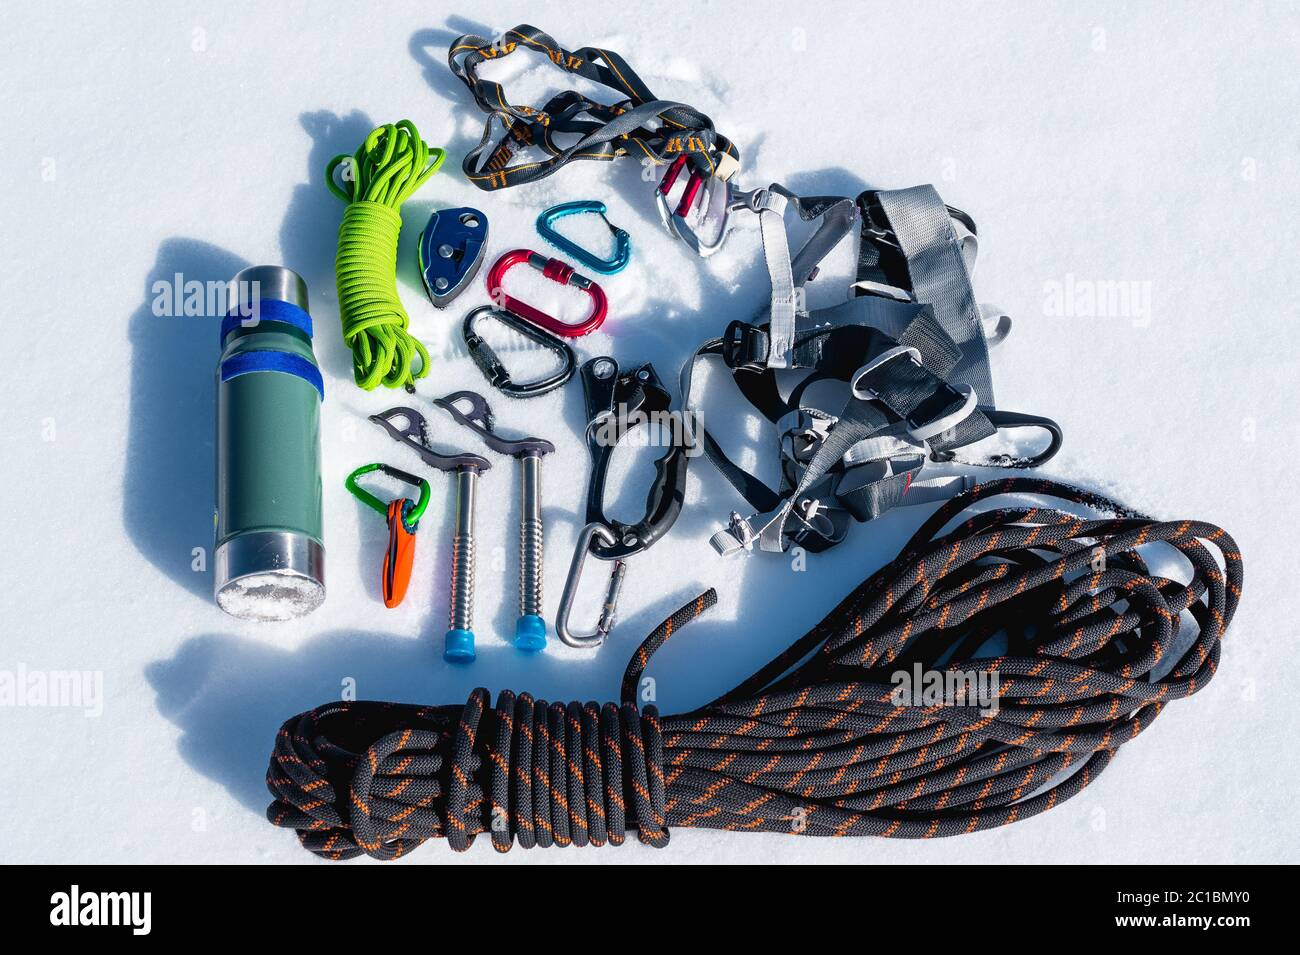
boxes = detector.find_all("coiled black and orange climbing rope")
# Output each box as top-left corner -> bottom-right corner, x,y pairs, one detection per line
266,478 -> 1241,859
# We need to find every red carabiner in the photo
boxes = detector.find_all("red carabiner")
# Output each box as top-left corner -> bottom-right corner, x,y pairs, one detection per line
486,249 -> 608,337
658,153 -> 706,218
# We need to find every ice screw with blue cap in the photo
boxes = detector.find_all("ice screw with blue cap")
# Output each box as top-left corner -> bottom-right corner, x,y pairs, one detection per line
432,391 -> 555,652
369,406 -> 490,664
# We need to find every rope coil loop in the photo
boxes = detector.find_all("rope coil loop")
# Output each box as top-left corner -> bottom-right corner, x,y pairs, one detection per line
327,120 -> 445,391
267,479 -> 1241,859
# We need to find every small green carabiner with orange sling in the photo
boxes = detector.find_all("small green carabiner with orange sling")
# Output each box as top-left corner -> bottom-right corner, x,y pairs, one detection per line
345,463 -> 432,608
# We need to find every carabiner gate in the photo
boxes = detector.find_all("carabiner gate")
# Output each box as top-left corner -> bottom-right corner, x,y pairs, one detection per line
555,523 -> 627,649
486,249 -> 609,337
462,305 -> 577,398
536,200 -> 631,274
655,154 -> 734,257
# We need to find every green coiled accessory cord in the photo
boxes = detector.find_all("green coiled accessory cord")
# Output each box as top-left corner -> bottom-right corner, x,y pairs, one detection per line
326,120 -> 445,391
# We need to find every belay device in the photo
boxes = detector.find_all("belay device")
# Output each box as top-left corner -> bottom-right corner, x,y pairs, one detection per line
556,357 -> 689,648
419,206 -> 488,307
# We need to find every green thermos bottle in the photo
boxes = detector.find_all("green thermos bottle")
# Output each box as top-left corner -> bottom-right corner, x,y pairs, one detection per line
214,265 -> 325,620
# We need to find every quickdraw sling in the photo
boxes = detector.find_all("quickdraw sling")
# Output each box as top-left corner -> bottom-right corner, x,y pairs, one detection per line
447,24 -> 740,191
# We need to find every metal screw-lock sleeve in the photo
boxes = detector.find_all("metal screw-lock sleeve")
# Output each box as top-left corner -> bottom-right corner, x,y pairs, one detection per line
444,468 -> 479,662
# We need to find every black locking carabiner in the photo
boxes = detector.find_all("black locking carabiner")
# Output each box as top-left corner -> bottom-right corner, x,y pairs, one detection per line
461,305 -> 577,399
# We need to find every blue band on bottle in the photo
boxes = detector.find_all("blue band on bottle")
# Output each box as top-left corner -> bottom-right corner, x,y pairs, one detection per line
221,298 -> 314,344
220,349 -> 324,400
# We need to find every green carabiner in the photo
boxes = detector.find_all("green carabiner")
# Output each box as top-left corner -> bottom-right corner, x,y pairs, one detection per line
345,463 -> 431,531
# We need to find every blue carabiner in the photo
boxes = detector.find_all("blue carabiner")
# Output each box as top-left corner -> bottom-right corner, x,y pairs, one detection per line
536,200 -> 631,275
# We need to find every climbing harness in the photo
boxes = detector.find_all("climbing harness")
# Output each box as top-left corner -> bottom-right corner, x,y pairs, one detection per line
461,305 -> 576,398
536,201 -> 631,274
447,25 -> 740,192
431,391 -> 556,652
266,478 -> 1243,858
327,120 -> 445,391
419,207 -> 488,307
486,250 -> 609,337
678,183 -> 1063,556
369,407 -> 490,663
344,463 -> 431,608
555,357 -> 689,648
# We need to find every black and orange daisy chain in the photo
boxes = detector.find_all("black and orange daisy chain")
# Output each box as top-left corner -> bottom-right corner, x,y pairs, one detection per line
266,478 -> 1241,859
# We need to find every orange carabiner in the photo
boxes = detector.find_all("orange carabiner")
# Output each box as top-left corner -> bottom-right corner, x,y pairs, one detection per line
383,499 -> 418,608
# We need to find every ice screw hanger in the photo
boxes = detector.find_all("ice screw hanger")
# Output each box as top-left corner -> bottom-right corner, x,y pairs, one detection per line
432,390 -> 556,652
369,407 -> 490,663
344,463 -> 431,608
486,249 -> 608,337
536,201 -> 631,274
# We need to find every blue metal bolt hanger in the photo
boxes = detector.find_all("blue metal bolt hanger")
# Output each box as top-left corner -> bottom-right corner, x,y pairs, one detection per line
536,200 -> 631,275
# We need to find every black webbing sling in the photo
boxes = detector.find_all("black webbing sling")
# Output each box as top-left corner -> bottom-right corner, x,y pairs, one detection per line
447,24 -> 740,190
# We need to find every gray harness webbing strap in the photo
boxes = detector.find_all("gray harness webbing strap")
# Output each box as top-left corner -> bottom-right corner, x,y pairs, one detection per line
748,186 -> 858,369
875,186 -> 995,404
756,190 -> 797,367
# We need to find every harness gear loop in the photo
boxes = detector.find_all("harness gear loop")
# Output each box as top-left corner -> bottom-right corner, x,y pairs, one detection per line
536,201 -> 631,274
555,522 -> 627,649
462,305 -> 576,399
486,249 -> 609,337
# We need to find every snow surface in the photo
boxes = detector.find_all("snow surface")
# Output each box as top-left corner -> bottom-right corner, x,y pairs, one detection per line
2,1 -> 1297,864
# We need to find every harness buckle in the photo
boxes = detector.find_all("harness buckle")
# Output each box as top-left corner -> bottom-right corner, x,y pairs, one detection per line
486,249 -> 609,337
710,512 -> 757,556
850,347 -> 979,444
721,320 -> 771,372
